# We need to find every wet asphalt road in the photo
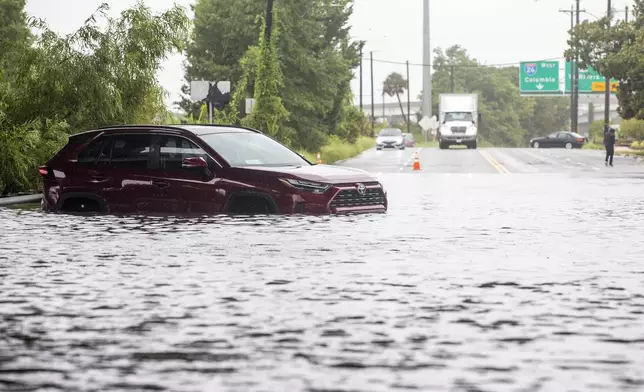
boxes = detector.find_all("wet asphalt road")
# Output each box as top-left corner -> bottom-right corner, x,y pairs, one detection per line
342,146 -> 644,175
1,147 -> 644,391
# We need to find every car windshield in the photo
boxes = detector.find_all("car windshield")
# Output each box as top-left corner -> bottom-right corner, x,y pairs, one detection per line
403,133 -> 413,139
444,112 -> 473,122
570,132 -> 584,138
199,132 -> 309,167
379,129 -> 402,137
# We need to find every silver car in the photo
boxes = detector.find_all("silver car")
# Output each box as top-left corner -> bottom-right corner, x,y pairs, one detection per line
376,128 -> 405,150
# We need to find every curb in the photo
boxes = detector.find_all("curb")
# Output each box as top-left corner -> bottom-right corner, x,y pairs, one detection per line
0,194 -> 43,207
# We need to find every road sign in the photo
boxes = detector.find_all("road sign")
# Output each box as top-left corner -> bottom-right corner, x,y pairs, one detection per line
418,115 -> 437,131
520,61 -> 560,94
564,62 -> 618,94
190,80 -> 210,101
245,98 -> 256,114
591,81 -> 619,92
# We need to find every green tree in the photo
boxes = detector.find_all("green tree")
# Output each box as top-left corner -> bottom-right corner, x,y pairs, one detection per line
566,1 -> 644,120
242,10 -> 291,143
382,72 -> 408,124
0,1 -> 189,194
181,0 -> 362,151
0,0 -> 31,69
5,2 -> 189,130
419,45 -> 569,146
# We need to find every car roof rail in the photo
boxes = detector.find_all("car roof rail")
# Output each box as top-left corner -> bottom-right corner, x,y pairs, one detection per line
95,123 -> 264,135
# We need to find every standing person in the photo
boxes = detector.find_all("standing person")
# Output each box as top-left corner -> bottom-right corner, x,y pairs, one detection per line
604,126 -> 616,167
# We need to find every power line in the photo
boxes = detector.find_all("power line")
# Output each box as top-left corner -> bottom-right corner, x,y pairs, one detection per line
361,56 -> 566,68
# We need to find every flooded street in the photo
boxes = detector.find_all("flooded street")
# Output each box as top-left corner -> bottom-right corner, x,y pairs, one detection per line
2,148 -> 644,391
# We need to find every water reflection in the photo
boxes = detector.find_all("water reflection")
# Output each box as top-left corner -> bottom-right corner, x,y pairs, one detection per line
1,174 -> 643,391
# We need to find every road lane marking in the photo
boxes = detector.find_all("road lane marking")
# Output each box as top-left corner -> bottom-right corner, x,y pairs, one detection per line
479,150 -> 510,174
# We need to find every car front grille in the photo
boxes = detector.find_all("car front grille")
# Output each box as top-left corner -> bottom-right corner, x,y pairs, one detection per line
330,186 -> 386,209
451,126 -> 467,133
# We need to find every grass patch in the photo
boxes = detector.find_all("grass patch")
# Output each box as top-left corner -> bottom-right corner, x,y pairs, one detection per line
298,136 -> 375,164
416,140 -> 438,148
583,143 -> 605,150
617,150 -> 644,157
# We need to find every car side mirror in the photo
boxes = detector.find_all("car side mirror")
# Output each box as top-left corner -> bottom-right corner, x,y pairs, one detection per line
182,157 -> 208,169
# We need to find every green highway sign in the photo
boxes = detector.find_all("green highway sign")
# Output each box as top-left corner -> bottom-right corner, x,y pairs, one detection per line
564,62 -> 618,94
520,61 -> 561,94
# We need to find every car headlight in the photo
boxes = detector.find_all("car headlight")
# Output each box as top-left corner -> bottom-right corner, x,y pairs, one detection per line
279,178 -> 331,194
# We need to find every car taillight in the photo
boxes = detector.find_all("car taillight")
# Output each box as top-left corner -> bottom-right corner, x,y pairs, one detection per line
39,166 -> 54,179
577,138 -> 584,142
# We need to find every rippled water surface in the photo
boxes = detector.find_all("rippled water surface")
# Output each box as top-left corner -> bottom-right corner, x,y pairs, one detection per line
1,173 -> 644,391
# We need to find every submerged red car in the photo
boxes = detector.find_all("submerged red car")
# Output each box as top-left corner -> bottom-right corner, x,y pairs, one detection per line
39,124 -> 387,215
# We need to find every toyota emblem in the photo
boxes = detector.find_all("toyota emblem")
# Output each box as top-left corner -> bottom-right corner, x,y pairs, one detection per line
356,183 -> 366,196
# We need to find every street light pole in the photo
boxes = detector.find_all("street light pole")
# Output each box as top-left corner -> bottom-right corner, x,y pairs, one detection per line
422,0 -> 432,142
370,51 -> 375,137
359,45 -> 363,111
604,0 -> 611,131
406,60 -> 411,133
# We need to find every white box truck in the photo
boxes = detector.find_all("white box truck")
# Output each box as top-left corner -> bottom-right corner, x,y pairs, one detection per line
437,93 -> 479,149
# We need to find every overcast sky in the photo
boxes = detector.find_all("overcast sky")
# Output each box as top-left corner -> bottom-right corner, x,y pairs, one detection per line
25,0 -> 631,110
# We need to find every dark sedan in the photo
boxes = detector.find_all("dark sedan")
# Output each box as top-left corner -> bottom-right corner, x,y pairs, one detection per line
530,131 -> 587,149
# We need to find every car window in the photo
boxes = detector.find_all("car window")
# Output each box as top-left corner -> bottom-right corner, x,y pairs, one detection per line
548,132 -> 558,138
77,136 -> 109,164
557,133 -> 570,139
444,112 -> 473,122
378,129 -> 402,137
199,132 -> 309,167
108,134 -> 153,169
157,135 -> 208,171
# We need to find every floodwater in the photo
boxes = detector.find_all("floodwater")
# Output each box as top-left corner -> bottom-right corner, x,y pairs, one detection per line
1,173 -> 644,391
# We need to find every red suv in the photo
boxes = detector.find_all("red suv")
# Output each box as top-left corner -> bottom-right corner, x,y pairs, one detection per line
39,124 -> 387,215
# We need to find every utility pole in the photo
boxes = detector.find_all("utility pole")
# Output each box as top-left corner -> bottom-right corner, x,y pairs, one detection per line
574,0 -> 580,134
406,60 -> 411,133
450,64 -> 455,93
370,51 -> 375,137
604,0 -> 611,131
625,5 -> 628,23
265,0 -> 274,43
359,46 -> 363,111
422,0 -> 432,142
560,6 -> 575,131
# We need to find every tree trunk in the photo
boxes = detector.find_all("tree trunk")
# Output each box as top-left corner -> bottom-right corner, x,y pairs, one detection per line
395,92 -> 407,125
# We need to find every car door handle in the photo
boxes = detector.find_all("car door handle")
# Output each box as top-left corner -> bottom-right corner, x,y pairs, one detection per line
90,176 -> 108,183
152,180 -> 170,189
87,171 -> 109,183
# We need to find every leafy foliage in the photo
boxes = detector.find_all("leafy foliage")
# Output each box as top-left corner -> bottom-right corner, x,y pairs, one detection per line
619,118 -> 644,140
0,0 -> 31,69
566,0 -> 644,120
181,0 -> 366,151
1,1 -> 189,194
420,45 -> 570,146
242,11 -> 291,143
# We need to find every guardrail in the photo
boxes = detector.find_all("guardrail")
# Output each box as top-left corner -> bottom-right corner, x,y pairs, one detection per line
0,194 -> 43,207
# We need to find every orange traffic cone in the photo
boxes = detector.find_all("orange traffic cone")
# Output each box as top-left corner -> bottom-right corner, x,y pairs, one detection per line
316,152 -> 323,164
412,151 -> 421,171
